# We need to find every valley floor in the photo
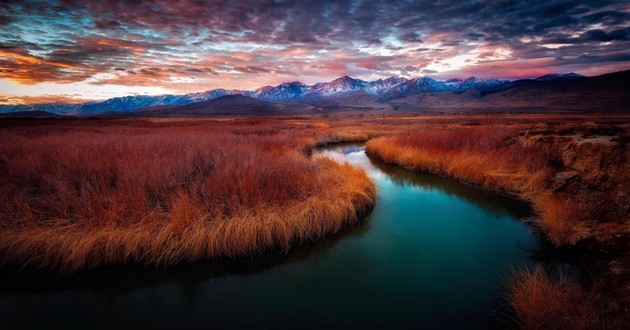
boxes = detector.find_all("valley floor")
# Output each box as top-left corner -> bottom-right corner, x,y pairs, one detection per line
0,113 -> 628,328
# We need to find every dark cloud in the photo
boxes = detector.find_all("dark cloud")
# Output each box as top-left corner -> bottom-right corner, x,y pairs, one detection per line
582,10 -> 630,24
399,32 -> 423,43
0,14 -> 13,26
7,1 -> 622,48
94,19 -> 121,29
0,0 -> 628,89
584,28 -> 630,42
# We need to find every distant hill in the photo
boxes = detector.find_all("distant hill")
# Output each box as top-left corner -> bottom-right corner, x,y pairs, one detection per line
0,111 -> 64,118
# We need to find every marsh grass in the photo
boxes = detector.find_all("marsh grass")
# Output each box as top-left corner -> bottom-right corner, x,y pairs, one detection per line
508,267 -> 595,330
0,120 -> 375,273
364,120 -> 629,329
364,125 -> 624,246
1,115 -> 626,328
506,266 -> 614,330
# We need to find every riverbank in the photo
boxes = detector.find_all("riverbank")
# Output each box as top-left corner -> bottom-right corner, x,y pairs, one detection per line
364,122 -> 629,329
0,119 -> 376,273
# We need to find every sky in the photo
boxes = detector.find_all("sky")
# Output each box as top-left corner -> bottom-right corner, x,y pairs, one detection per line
0,0 -> 629,104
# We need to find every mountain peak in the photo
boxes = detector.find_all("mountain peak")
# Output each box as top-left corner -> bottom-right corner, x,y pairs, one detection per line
331,75 -> 359,83
535,72 -> 584,81
462,76 -> 481,82
254,81 -> 309,101
311,75 -> 368,96
280,81 -> 307,87
410,76 -> 439,83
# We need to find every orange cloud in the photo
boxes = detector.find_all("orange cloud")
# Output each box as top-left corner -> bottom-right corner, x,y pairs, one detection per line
0,49 -> 89,84
0,94 -> 93,105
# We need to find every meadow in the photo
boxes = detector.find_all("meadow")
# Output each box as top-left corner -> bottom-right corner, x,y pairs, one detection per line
0,118 -> 376,272
0,114 -> 627,328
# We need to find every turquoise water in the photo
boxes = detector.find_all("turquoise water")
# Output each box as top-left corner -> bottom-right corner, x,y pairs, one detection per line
0,144 -> 540,329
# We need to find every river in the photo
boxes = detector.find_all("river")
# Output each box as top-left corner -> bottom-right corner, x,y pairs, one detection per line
0,143 -> 542,329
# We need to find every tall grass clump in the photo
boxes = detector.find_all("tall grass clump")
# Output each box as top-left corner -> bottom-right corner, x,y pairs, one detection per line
507,267 -> 597,330
0,121 -> 375,273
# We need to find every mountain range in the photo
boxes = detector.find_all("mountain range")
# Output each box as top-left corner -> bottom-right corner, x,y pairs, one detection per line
1,71 -> 629,116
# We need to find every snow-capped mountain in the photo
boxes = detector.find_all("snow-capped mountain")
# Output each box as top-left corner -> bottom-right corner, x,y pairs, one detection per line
443,77 -> 508,90
535,73 -> 584,81
378,77 -> 450,101
456,77 -> 485,89
404,77 -> 451,92
365,77 -> 408,94
309,75 -> 369,96
254,82 -> 309,101
0,72 -> 592,114
185,88 -> 242,102
443,78 -> 464,88
78,94 -> 190,114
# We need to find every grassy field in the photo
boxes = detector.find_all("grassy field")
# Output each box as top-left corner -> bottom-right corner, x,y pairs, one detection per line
0,114 -> 628,328
0,118 -> 376,272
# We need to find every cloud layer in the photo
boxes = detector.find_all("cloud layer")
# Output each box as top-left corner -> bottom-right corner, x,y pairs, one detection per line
1,0 -> 629,103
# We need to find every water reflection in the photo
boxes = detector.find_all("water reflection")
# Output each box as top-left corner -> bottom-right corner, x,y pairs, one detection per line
317,143 -> 532,220
367,154 -> 532,220
0,216 -> 372,296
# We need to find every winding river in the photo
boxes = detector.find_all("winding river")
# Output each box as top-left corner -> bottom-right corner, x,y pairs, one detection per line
0,143 -> 542,329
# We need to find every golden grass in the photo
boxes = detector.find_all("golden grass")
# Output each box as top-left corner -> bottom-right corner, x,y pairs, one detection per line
363,118 -> 629,329
0,115 -> 627,329
365,123 -> 629,246
0,120 -> 375,273
366,126 -> 550,191
507,267 -> 587,330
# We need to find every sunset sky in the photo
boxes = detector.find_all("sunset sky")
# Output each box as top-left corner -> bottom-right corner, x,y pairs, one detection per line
1,0 -> 629,104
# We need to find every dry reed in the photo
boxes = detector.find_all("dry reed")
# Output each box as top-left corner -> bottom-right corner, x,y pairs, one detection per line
0,120 -> 375,273
507,267 -> 587,330
364,125 -> 627,245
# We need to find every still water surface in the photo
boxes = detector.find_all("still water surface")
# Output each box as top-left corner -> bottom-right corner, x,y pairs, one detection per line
0,144 -> 540,329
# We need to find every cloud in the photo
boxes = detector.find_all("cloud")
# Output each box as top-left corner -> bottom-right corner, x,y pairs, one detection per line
0,94 -> 93,105
0,0 -> 628,103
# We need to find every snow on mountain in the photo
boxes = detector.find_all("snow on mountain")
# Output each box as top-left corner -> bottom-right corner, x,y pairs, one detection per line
454,77 -> 509,90
185,88 -> 238,102
535,73 -> 584,81
254,81 -> 309,101
397,77 -> 451,93
0,72 -> 589,114
375,77 -> 452,101
78,94 -> 190,114
456,77 -> 484,89
365,77 -> 408,94
443,78 -> 463,88
309,75 -> 369,96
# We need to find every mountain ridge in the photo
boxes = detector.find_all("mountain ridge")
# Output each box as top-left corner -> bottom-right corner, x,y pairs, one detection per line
1,70 -> 628,115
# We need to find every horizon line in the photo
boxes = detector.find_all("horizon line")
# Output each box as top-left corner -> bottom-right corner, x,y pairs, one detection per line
1,69 -> 607,106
